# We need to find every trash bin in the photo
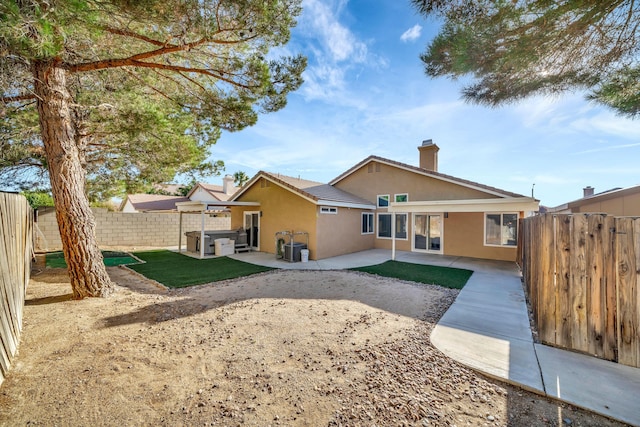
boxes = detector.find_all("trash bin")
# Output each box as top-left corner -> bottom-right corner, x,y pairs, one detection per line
300,249 -> 309,262
284,242 -> 307,262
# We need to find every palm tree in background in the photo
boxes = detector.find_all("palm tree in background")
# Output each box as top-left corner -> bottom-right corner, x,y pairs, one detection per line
233,171 -> 250,187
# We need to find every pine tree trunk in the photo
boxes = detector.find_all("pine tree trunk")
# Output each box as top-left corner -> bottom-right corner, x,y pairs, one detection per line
33,59 -> 113,299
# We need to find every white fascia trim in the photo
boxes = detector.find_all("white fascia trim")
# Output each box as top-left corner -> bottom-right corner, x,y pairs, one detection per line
176,200 -> 259,212
317,200 -> 376,210
388,197 -> 539,213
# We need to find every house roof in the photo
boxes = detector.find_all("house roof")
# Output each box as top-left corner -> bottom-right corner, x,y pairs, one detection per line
187,182 -> 235,201
151,183 -> 183,195
232,171 -> 375,209
550,184 -> 640,212
121,194 -> 190,212
329,155 -> 526,199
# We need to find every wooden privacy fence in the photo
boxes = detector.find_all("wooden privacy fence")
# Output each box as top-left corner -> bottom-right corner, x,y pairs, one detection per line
518,213 -> 639,368
0,193 -> 33,384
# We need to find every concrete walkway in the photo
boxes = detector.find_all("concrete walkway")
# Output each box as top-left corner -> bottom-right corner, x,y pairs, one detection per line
230,249 -> 640,426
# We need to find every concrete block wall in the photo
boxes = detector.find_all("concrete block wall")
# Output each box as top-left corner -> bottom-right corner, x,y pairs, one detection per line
35,207 -> 231,251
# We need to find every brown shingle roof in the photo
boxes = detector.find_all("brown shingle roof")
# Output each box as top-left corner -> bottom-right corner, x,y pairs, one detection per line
234,172 -> 374,208
123,194 -> 190,212
329,155 -> 525,198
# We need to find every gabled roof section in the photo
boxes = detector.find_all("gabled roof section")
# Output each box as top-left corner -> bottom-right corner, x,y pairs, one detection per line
231,171 -> 375,209
187,182 -> 234,201
329,155 -> 525,198
121,194 -> 190,212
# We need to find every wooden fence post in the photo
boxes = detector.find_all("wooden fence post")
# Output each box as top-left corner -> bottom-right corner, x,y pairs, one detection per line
616,217 -> 639,367
603,216 -> 617,361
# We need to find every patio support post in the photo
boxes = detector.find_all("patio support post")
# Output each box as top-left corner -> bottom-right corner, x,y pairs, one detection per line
178,212 -> 183,253
391,212 -> 396,261
200,210 -> 205,259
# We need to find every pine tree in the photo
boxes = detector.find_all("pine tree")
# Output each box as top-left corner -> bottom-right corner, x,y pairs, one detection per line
413,0 -> 640,118
1,0 -> 306,298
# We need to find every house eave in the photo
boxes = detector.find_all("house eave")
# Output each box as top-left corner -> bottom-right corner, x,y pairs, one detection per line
388,197 -> 539,213
176,200 -> 260,212
317,200 -> 376,210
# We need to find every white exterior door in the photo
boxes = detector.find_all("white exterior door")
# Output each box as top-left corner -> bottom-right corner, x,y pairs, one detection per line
413,213 -> 442,254
244,211 -> 260,250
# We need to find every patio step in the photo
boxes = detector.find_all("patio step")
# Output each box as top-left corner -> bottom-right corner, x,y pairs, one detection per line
235,244 -> 251,253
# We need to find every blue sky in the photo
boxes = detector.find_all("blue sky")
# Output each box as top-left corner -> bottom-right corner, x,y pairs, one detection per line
214,0 -> 640,208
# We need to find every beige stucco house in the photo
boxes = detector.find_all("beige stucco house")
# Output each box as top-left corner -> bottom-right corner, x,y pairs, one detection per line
230,141 -> 539,262
548,184 -> 640,216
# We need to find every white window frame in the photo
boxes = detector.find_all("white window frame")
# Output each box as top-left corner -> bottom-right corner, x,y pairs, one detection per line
484,212 -> 519,247
377,213 -> 392,239
377,194 -> 390,208
320,206 -> 338,214
394,193 -> 408,203
394,213 -> 408,240
377,213 -> 408,240
361,212 -> 374,235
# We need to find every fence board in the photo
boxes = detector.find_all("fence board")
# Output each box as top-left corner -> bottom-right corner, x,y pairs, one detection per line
538,214 -> 556,344
586,215 -> 605,357
569,214 -> 589,353
616,218 -> 639,366
633,218 -> 640,364
555,215 -> 572,348
0,193 -> 32,384
603,216 -> 617,361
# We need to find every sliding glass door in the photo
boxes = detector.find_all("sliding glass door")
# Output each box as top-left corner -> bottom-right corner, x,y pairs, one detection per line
413,213 -> 442,253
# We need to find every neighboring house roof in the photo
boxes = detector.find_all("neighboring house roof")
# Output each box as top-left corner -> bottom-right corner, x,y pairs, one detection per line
329,155 -> 526,199
232,171 -> 375,209
187,182 -> 235,201
152,183 -> 183,195
120,194 -> 190,212
549,184 -> 640,212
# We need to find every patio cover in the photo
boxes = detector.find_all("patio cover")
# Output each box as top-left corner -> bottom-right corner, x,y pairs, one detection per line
176,200 -> 260,258
386,197 -> 539,260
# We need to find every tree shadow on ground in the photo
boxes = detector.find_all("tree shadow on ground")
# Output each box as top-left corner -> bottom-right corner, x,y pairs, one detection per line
25,293 -> 74,305
100,269 -> 452,328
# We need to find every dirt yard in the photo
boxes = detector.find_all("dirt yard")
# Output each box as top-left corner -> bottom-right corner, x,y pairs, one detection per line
0,267 -> 628,426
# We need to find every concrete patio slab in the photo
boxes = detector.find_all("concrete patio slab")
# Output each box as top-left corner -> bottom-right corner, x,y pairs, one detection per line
431,324 -> 544,393
536,343 -> 640,426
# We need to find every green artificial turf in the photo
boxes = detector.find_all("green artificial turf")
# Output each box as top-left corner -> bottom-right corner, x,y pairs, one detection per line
129,250 -> 274,288
351,260 -> 472,289
46,250 -> 138,268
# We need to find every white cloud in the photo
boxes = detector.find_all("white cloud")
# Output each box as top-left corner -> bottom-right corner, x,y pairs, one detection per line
400,24 -> 422,42
301,0 -> 368,63
296,0 -> 381,104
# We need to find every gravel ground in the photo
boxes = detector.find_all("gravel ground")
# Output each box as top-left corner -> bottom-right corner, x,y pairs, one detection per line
0,267 -> 628,426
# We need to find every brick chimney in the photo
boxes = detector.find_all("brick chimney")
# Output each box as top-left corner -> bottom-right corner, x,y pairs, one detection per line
223,174 -> 235,195
583,186 -> 594,198
418,139 -> 439,171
